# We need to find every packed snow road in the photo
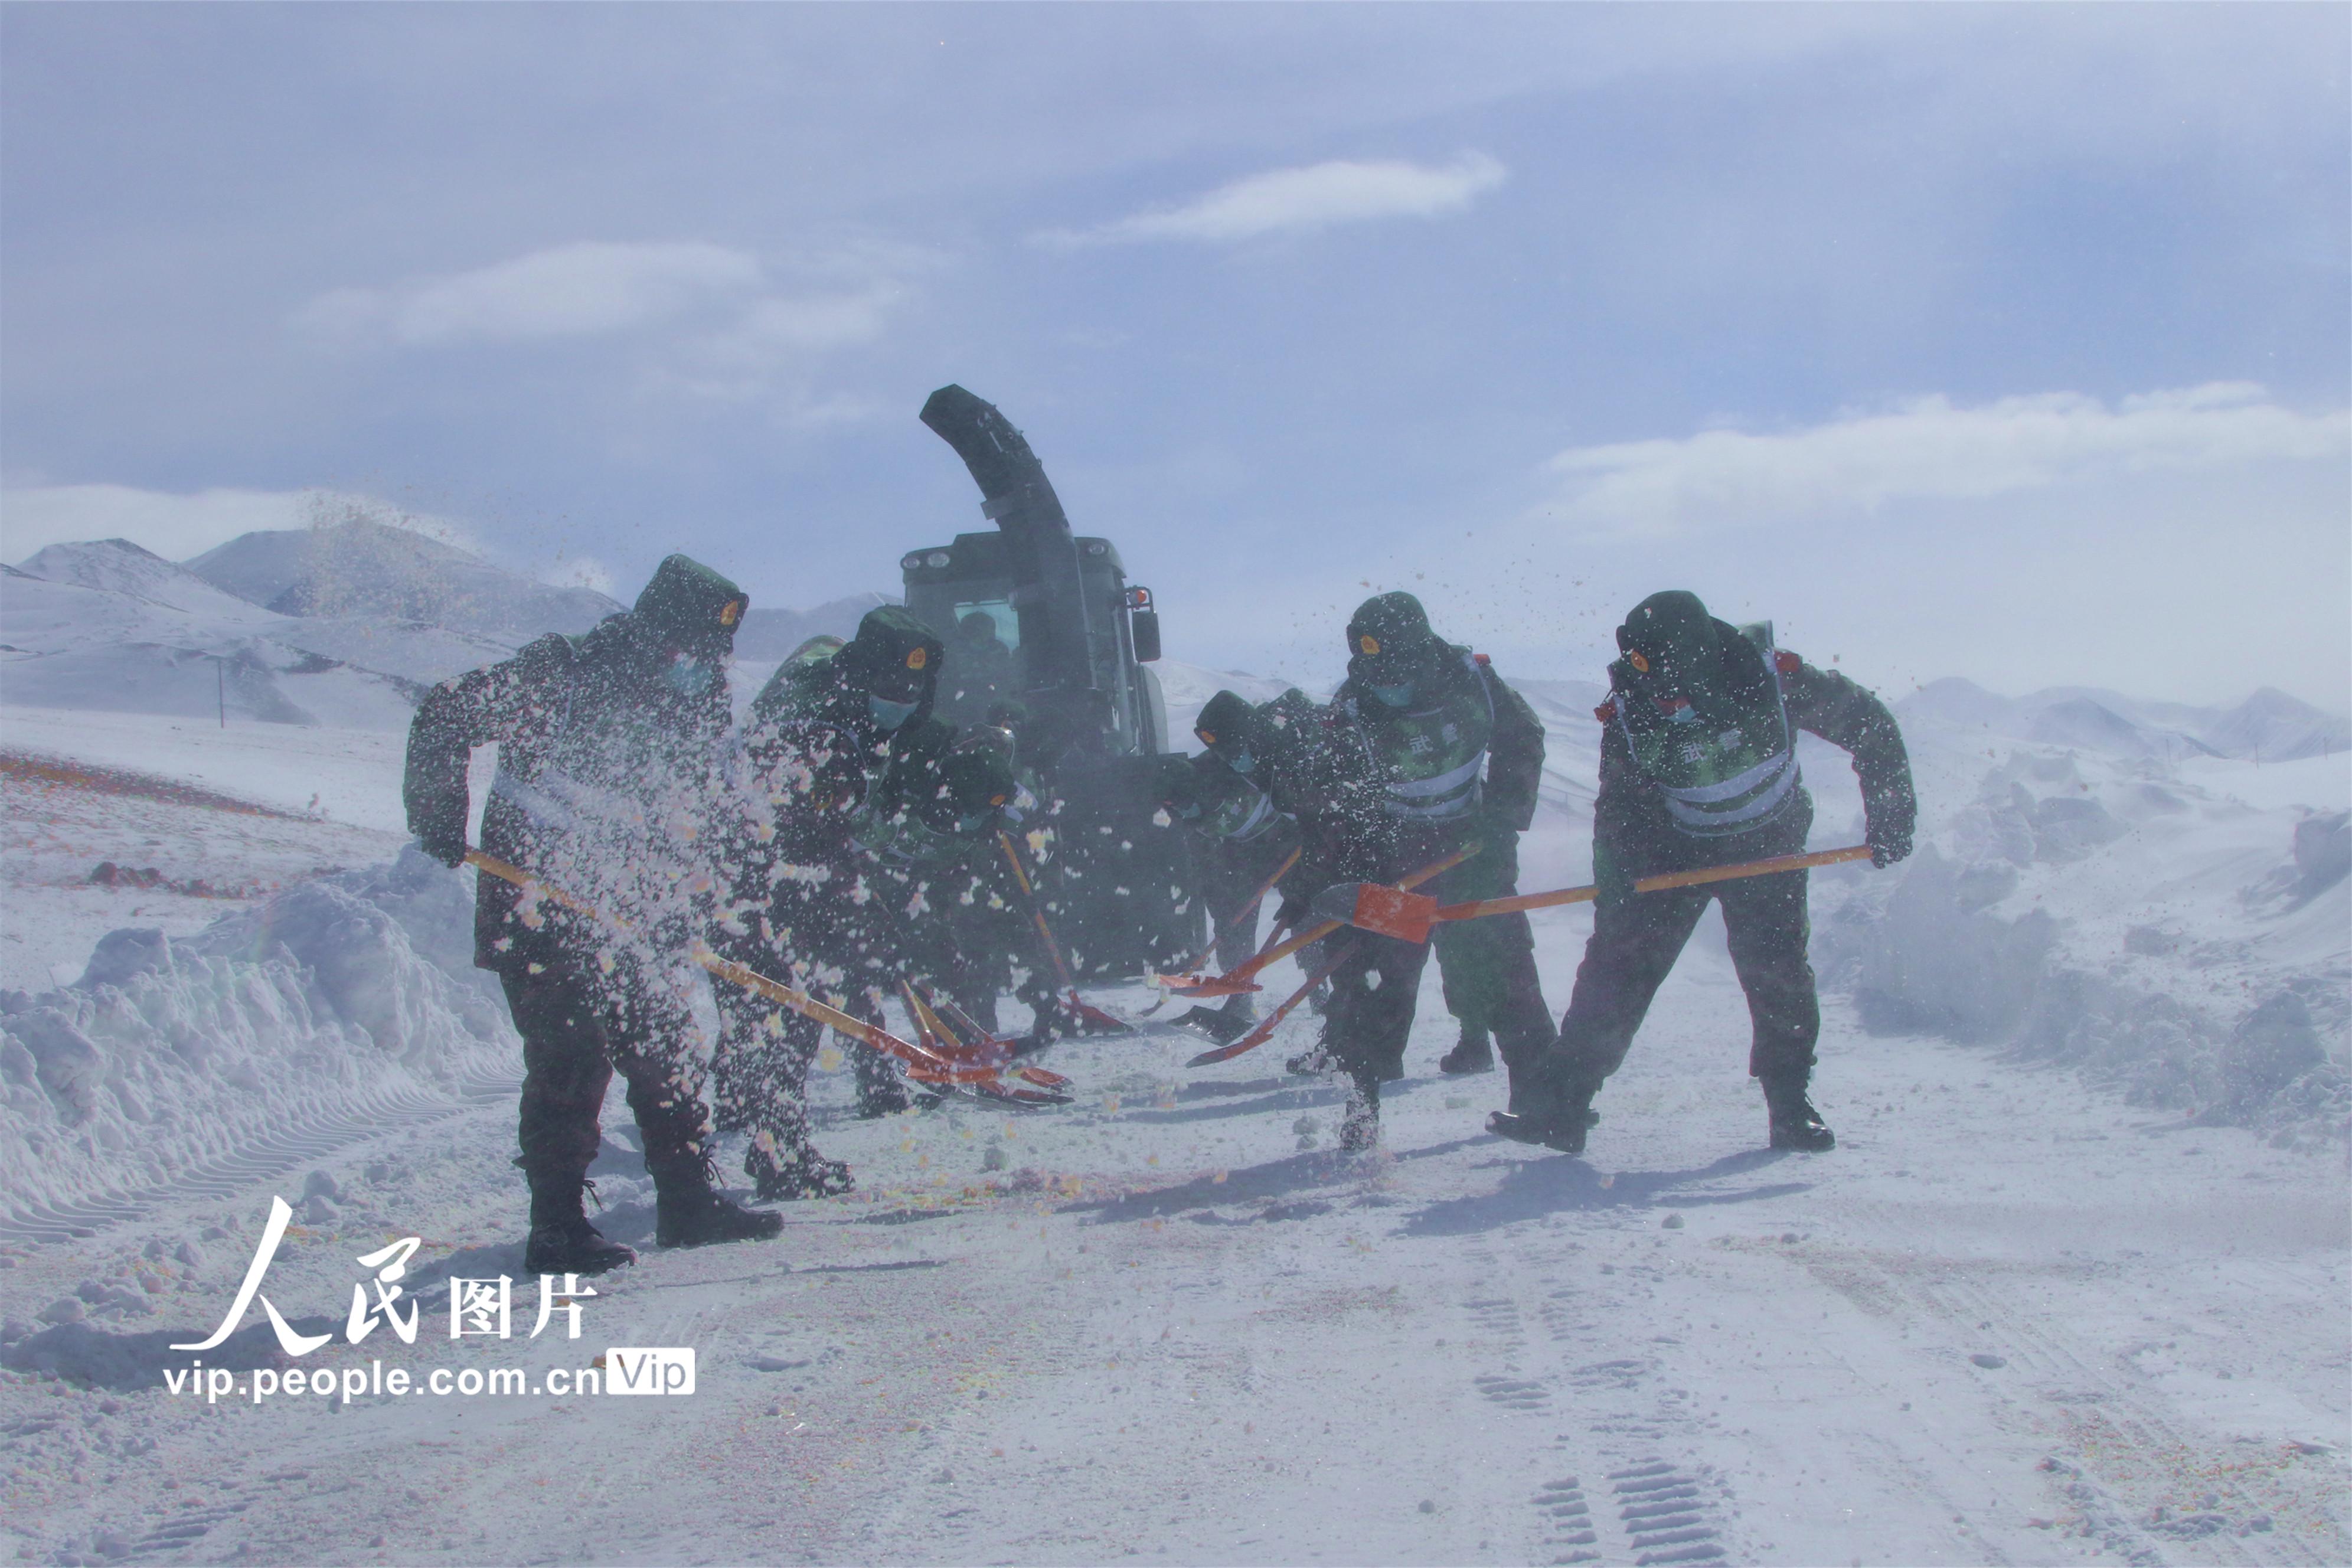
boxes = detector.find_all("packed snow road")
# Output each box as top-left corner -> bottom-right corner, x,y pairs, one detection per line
4,922 -> 2343,1568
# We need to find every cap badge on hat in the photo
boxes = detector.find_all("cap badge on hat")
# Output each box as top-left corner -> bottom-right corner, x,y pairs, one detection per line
1358,634 -> 1381,656
1628,650 -> 1650,674
720,599 -> 743,628
907,648 -> 929,670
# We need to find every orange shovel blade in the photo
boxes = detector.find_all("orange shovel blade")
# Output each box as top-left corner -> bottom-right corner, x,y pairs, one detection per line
1350,883 -> 1438,943
1164,973 -> 1264,998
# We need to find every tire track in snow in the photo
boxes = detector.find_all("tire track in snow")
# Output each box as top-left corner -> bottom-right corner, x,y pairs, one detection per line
0,1075 -> 520,1244
1467,1250 -> 1749,1565
1608,1456 -> 1731,1564
1755,1231 -> 2345,1567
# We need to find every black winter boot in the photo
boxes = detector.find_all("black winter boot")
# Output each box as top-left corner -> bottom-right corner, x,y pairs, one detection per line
522,1174 -> 637,1276
653,1158 -> 785,1248
855,1067 -> 913,1119
1338,1074 -> 1381,1153
1438,1026 -> 1495,1076
1762,1074 -> 1835,1152
1487,1064 -> 1600,1155
747,1141 -> 855,1201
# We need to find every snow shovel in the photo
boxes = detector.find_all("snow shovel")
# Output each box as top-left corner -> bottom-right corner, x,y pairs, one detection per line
1157,842 -> 1482,999
904,979 -> 1073,1102
1164,848 -> 1306,1043
1142,845 -> 1301,1018
464,848 -> 997,1087
899,980 -> 1073,1108
995,831 -> 1133,1035
1171,998 -> 1257,1046
1309,844 -> 1878,943
1182,941 -> 1360,1069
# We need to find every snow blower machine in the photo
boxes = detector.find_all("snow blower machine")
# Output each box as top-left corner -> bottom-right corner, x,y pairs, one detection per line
902,385 -> 1207,1015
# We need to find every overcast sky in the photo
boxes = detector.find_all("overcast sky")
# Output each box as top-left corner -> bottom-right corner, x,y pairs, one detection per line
4,4 -> 2347,709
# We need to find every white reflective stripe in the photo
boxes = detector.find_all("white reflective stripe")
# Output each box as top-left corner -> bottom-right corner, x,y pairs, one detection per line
1225,790 -> 1280,842
1387,752 -> 1485,799
489,772 -> 592,834
1383,782 -> 1482,819
1657,746 -> 1793,805
1662,763 -> 1799,829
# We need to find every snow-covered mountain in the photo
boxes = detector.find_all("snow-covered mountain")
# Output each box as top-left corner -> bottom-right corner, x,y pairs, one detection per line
730,591 -> 899,660
1,536 -> 507,730
13,538 -> 271,622
1,527 -> 899,733
1900,676 -> 2348,763
186,519 -> 623,642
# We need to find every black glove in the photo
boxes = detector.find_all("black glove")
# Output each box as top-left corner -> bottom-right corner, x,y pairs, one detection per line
413,806 -> 469,870
1591,841 -> 1636,912
1865,798 -> 1915,868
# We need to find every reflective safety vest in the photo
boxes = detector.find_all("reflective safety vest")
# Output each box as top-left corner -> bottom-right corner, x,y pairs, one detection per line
848,801 -> 986,865
1353,653 -> 1495,822
1195,765 -> 1288,845
845,765 -> 1024,868
1611,625 -> 1800,838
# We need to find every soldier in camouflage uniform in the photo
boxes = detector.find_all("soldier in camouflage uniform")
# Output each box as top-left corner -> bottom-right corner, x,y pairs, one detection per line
1172,689 -> 1325,1028
1495,590 -> 1916,1155
404,555 -> 783,1275
1195,687 -> 1514,1076
848,721 -> 1025,1034
708,607 -> 948,1200
1320,593 -> 1557,1151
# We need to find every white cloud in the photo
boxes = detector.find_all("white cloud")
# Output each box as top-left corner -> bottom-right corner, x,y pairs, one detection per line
1538,383 -> 2352,535
728,285 -> 906,354
296,241 -> 762,347
1040,152 -> 1507,247
0,484 -> 471,565
293,239 -> 928,414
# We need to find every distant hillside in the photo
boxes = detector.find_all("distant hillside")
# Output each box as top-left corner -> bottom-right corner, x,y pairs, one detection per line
1900,677 -> 2347,764
187,519 -> 624,642
14,538 -> 270,622
731,592 -> 899,659
4,523 -> 612,729
3,523 -> 909,732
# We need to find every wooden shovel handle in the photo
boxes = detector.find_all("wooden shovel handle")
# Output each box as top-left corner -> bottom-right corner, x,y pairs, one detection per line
1222,841 -> 1481,984
1185,942 -> 1358,1067
1430,844 -> 1874,925
1160,845 -> 1302,982
464,848 -> 957,1077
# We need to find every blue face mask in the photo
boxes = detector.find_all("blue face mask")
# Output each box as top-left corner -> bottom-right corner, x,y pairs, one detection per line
1369,681 -> 1416,709
868,693 -> 919,731
662,655 -> 716,697
1225,746 -> 1256,775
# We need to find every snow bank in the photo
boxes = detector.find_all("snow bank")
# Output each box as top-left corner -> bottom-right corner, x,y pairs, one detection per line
0,849 -> 515,1220
1817,740 -> 2350,1139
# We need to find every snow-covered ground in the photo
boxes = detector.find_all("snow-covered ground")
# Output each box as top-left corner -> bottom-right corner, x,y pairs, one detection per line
1,609 -> 2346,1563
0,707 -> 412,994
1,959 -> 2344,1565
